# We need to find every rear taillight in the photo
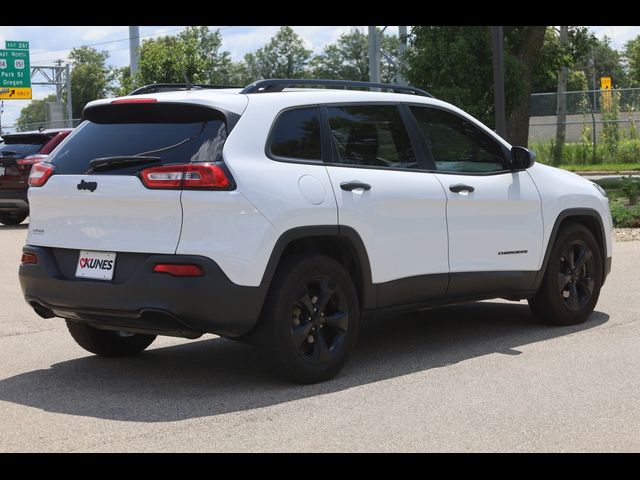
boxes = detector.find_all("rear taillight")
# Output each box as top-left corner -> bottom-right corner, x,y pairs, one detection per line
17,154 -> 48,165
21,252 -> 38,265
28,162 -> 55,187
139,163 -> 232,190
153,263 -> 204,277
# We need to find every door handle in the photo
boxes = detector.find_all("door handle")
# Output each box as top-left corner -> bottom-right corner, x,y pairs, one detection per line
449,183 -> 475,193
341,181 -> 371,192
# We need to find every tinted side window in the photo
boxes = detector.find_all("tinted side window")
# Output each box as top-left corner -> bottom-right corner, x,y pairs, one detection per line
327,105 -> 417,169
269,107 -> 321,161
410,106 -> 506,173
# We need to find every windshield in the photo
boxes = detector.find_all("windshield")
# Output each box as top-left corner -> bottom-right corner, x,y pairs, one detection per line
48,104 -> 228,175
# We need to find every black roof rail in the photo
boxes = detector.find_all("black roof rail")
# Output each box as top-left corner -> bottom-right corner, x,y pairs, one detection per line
129,83 -> 242,96
240,79 -> 434,98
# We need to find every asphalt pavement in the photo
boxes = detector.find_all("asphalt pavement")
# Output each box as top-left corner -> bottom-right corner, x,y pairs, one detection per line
1,222 -> 639,452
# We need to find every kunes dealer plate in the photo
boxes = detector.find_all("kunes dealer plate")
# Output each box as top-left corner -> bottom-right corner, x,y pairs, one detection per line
75,250 -> 116,281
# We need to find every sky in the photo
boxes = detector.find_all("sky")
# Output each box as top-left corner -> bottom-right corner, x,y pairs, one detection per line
0,25 -> 638,131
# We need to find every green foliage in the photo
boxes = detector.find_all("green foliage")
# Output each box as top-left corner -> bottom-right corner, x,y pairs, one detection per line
112,66 -> 133,97
532,137 -> 640,165
609,198 -> 640,227
15,94 -> 57,131
591,36 -> 629,88
625,35 -> 640,87
402,25 -> 546,146
620,176 -> 640,203
69,46 -> 112,118
533,27 -> 596,93
309,29 -> 400,83
136,27 -> 231,86
601,90 -> 621,150
309,29 -> 368,81
402,27 -> 496,126
241,26 -> 312,80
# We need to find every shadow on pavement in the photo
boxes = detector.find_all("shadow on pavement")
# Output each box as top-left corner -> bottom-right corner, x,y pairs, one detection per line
0,223 -> 28,231
0,302 -> 609,422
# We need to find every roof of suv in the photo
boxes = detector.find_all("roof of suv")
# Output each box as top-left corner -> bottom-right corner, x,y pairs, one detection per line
86,87 -> 443,116
1,128 -> 73,140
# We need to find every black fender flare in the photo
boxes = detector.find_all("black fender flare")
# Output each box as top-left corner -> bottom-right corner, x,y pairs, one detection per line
532,207 -> 608,290
260,225 -> 377,309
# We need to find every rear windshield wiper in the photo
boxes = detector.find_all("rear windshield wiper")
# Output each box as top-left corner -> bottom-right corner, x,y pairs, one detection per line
87,156 -> 161,173
1,150 -> 17,156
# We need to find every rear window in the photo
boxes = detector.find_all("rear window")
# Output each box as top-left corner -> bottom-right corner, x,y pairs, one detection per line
48,103 -> 228,175
0,135 -> 51,157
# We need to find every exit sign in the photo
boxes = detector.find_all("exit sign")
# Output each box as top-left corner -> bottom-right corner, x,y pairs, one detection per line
5,41 -> 29,50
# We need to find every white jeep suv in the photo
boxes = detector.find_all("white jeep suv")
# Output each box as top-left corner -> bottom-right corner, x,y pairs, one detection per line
19,79 -> 613,383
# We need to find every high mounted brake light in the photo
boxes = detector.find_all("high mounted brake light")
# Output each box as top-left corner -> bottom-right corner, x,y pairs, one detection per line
139,163 -> 232,190
111,98 -> 157,104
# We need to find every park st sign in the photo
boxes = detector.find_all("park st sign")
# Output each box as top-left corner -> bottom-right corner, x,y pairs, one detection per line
0,40 -> 31,99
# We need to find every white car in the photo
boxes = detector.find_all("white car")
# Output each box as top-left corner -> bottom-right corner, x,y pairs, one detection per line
19,79 -> 613,383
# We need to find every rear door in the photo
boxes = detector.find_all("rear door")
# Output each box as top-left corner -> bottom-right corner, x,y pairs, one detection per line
27,101 -> 229,254
322,103 -> 449,306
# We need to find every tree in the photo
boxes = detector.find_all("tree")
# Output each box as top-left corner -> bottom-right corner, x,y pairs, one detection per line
112,66 -> 133,97
309,29 -> 401,83
624,35 -> 640,87
136,27 -> 232,86
310,30 -> 369,81
242,26 -> 312,79
403,26 -> 547,147
15,94 -> 56,131
590,36 -> 628,88
69,46 -> 112,118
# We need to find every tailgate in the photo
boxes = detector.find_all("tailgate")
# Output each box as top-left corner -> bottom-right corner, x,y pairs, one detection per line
27,174 -> 182,253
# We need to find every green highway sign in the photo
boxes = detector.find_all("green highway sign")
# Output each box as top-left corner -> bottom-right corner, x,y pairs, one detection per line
5,40 -> 29,50
0,41 -> 31,99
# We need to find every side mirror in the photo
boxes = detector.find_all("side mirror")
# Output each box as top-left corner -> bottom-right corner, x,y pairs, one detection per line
510,146 -> 535,171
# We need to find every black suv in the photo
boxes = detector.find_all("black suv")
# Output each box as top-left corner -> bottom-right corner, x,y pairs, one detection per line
0,129 -> 72,225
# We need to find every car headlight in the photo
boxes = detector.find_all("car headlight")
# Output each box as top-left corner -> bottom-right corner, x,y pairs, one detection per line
592,182 -> 608,198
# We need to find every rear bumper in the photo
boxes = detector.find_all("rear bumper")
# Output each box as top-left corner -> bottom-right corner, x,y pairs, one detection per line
0,189 -> 28,212
19,245 -> 269,337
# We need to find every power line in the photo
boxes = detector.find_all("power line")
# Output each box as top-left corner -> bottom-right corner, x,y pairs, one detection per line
29,26 -> 238,58
28,27 -> 184,57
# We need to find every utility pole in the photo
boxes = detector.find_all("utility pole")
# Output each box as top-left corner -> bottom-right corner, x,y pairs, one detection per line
65,64 -> 73,127
491,26 -> 506,137
396,26 -> 408,86
553,26 -> 569,166
0,100 -> 3,135
368,26 -> 380,84
129,26 -> 140,77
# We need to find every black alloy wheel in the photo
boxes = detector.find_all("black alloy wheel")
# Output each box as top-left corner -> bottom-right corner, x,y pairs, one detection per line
557,240 -> 596,312
291,276 -> 349,365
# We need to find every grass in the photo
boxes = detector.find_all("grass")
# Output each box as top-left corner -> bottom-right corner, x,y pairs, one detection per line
558,163 -> 640,173
592,177 -> 640,227
530,138 -> 640,172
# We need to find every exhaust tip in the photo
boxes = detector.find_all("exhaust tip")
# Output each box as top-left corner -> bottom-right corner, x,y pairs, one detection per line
29,301 -> 55,319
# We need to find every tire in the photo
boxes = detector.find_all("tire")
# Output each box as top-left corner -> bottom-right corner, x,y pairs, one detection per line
529,223 -> 603,326
254,254 -> 360,384
65,320 -> 156,357
0,211 -> 28,225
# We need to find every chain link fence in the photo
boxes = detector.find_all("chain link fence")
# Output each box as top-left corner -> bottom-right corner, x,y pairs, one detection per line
529,88 -> 640,165
1,118 -> 82,135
